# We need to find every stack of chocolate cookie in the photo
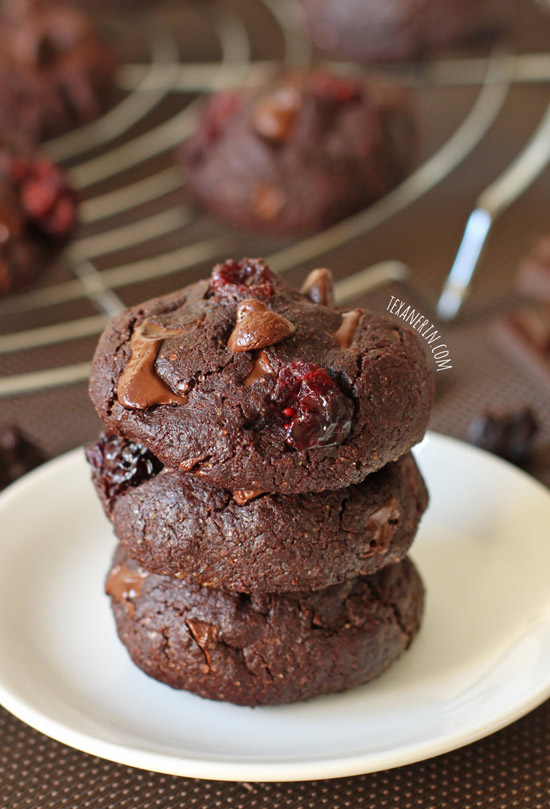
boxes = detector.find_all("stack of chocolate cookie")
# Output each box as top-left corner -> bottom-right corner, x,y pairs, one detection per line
86,259 -> 434,706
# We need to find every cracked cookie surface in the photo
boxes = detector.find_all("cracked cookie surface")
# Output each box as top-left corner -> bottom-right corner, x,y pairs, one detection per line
88,434 -> 428,592
107,546 -> 424,706
89,260 -> 434,492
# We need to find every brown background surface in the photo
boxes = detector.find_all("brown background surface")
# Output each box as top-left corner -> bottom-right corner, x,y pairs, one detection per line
1,0 -> 550,806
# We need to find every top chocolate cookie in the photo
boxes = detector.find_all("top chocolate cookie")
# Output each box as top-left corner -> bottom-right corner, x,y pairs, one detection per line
89,259 -> 434,492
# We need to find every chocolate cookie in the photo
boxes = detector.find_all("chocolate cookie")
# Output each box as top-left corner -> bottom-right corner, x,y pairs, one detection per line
181,70 -> 416,235
0,423 -> 45,490
299,0 -> 503,63
87,433 -> 428,592
517,234 -> 550,302
106,546 -> 424,706
0,143 -> 77,295
467,408 -> 539,466
0,0 -> 117,143
89,260 -> 434,492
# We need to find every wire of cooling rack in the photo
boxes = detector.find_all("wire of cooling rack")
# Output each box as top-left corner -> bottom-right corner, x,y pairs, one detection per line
46,25 -> 181,164
1,0 -> 548,399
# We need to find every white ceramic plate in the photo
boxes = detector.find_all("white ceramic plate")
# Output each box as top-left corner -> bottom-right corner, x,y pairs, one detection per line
0,432 -> 549,782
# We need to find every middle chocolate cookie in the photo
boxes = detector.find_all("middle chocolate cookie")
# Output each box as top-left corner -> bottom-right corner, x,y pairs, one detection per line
86,434 -> 428,592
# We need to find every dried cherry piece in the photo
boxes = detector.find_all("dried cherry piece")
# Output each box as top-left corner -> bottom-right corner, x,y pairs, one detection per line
274,361 -> 353,451
467,408 -> 539,466
210,258 -> 276,299
17,157 -> 77,239
185,90 -> 243,164
85,433 -> 163,510
308,73 -> 361,104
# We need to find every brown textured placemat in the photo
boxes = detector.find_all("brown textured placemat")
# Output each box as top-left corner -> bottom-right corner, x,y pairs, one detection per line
1,0 -> 550,805
1,700 -> 550,807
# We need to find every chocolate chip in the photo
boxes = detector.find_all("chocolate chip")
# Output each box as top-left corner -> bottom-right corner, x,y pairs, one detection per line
179,457 -> 203,472
186,618 -> 218,667
117,321 -> 190,410
233,489 -> 264,505
254,184 -> 285,221
334,309 -> 362,349
105,562 -> 148,615
365,498 -> 400,553
227,299 -> 295,352
300,268 -> 335,308
243,350 -> 274,387
252,86 -> 302,143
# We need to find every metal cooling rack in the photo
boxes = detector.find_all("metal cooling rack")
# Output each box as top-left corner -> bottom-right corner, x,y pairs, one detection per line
1,0 -> 550,399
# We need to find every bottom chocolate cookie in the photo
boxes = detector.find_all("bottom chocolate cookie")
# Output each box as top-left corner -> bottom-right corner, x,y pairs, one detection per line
106,547 -> 424,707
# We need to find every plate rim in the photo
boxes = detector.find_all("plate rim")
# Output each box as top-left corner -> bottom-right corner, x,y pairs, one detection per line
0,432 -> 549,782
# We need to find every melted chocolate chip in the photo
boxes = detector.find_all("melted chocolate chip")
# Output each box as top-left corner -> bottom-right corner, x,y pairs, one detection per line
365,498 -> 400,553
105,563 -> 148,614
233,489 -> 264,505
186,618 -> 218,667
179,457 -> 202,472
300,268 -> 334,308
334,310 -> 361,349
117,321 -> 190,410
227,299 -> 295,353
243,350 -> 274,387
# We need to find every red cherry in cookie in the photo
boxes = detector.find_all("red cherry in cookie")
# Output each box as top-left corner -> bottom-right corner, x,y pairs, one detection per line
210,257 -> 276,299
274,361 -> 353,451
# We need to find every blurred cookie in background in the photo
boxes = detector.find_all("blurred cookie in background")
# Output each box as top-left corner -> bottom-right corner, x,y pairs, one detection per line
0,141 -> 77,295
468,408 -> 540,466
517,234 -> 550,302
0,0 -> 118,142
491,237 -> 550,395
298,0 -> 506,63
0,424 -> 46,490
181,70 -> 417,235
